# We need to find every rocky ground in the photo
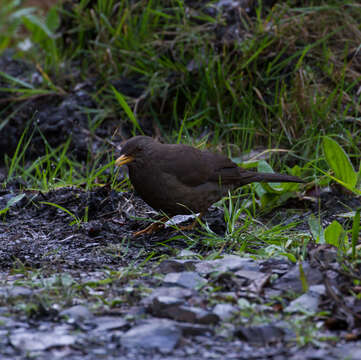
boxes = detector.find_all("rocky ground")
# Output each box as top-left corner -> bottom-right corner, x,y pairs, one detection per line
0,183 -> 361,359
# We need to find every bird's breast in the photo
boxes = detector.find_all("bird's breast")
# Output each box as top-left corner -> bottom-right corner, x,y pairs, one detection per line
128,164 -> 226,216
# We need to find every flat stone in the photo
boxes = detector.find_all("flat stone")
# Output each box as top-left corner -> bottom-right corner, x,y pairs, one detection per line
273,262 -> 323,293
150,296 -> 219,325
165,214 -> 197,227
171,305 -> 219,325
213,303 -> 238,321
259,258 -> 291,275
177,322 -> 214,336
0,286 -> 33,298
234,269 -> 265,281
60,305 -> 93,322
10,327 -> 76,351
121,321 -> 181,354
149,295 -> 184,317
195,255 -> 258,275
290,348 -> 336,360
94,316 -> 127,332
235,324 -> 285,344
0,316 -> 24,328
158,259 -> 197,273
285,285 -> 326,314
332,344 -> 361,360
177,249 -> 198,258
163,272 -> 207,289
308,284 -> 326,296
152,295 -> 184,308
143,286 -> 193,307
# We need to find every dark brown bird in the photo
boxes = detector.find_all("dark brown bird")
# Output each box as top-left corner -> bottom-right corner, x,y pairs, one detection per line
115,136 -> 303,235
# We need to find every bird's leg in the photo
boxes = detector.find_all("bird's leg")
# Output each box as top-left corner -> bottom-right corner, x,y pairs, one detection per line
177,212 -> 204,231
133,216 -> 168,237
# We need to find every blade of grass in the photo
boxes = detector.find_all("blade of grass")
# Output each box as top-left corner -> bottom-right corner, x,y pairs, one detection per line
352,209 -> 360,259
111,86 -> 143,134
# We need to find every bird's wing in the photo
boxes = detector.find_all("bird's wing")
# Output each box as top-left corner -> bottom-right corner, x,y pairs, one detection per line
156,144 -> 240,187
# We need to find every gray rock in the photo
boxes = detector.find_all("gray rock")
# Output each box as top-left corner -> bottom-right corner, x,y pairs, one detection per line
60,305 -> 93,322
308,284 -> 326,296
171,305 -> 218,325
332,344 -> 361,360
121,321 -> 181,354
0,286 -> 33,298
235,324 -> 285,344
94,316 -> 127,332
143,286 -> 193,307
10,327 -> 76,351
234,269 -> 271,293
158,259 -> 197,273
285,285 -> 326,314
0,316 -> 24,328
163,272 -> 207,289
177,322 -> 214,336
290,348 -> 337,360
213,303 -> 238,321
195,255 -> 258,275
149,295 -> 184,318
150,296 -> 219,325
152,295 -> 184,308
177,249 -> 198,258
260,258 -> 291,275
234,269 -> 266,281
165,214 -> 196,227
273,262 -> 323,293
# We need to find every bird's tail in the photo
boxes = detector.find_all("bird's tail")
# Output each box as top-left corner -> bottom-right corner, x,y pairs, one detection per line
237,171 -> 304,186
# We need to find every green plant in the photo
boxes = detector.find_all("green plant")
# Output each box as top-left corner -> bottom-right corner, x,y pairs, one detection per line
352,209 -> 361,259
5,125 -> 34,185
20,5 -> 61,66
112,86 -> 143,135
250,160 -> 302,211
0,193 -> 25,220
0,0 -> 26,51
308,209 -> 361,258
322,136 -> 361,194
39,201 -> 82,226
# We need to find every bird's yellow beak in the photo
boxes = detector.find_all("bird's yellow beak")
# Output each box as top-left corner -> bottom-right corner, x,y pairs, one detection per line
115,154 -> 134,166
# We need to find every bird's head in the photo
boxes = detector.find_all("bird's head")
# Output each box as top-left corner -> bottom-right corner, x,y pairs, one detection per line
115,136 -> 156,167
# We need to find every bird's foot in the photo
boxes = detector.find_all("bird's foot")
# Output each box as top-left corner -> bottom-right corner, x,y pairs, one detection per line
177,220 -> 197,231
133,217 -> 167,237
174,213 -> 203,232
